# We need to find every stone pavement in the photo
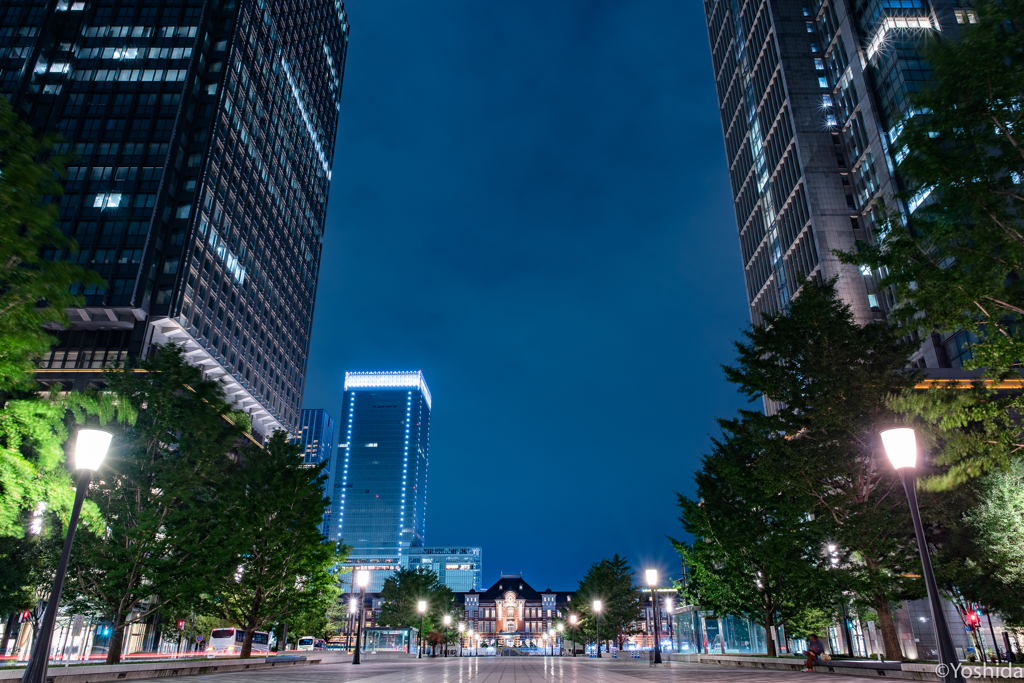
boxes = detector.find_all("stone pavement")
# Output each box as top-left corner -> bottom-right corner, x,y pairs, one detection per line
178,656 -> 880,683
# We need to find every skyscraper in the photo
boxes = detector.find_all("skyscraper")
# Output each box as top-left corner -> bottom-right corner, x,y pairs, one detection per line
703,0 -> 958,366
2,0 -> 349,438
291,407 -> 335,535
334,371 -> 431,593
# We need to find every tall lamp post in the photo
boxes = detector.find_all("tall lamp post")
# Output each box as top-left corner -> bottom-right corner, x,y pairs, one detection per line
352,570 -> 369,665
459,623 -> 465,657
593,601 -> 602,658
443,615 -> 451,657
548,629 -> 554,656
646,570 -> 663,664
468,629 -> 474,657
664,598 -> 674,653
558,624 -> 564,656
881,428 -> 965,683
570,615 -> 577,657
22,430 -> 111,683
418,601 -> 427,659
349,598 -> 358,651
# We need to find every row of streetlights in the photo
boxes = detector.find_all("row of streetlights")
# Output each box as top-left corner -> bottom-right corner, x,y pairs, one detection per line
26,427 -> 955,680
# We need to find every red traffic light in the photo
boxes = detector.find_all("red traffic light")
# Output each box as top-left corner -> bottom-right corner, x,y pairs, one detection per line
967,612 -> 980,625
20,611 -> 31,622
177,620 -> 185,630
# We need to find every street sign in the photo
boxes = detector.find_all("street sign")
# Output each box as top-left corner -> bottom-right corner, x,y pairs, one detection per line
197,635 -> 204,642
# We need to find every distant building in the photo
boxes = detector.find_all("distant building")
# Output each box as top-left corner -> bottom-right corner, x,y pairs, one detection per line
462,575 -> 574,647
290,408 -> 335,535
334,371 -> 431,592
404,547 -> 482,592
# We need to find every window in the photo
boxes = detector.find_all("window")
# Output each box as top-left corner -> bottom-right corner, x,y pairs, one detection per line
175,204 -> 191,219
814,58 -> 824,70
818,76 -> 828,88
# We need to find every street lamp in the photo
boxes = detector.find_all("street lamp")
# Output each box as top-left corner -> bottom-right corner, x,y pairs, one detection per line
548,629 -> 555,656
349,598 -> 358,651
664,598 -> 674,652
593,600 -> 602,658
558,624 -> 564,656
645,570 -> 662,664
352,570 -> 369,665
468,629 -> 474,657
881,428 -> 964,683
22,429 -> 111,683
570,614 -> 577,657
458,623 -> 465,657
444,615 -> 451,657
418,600 -> 427,659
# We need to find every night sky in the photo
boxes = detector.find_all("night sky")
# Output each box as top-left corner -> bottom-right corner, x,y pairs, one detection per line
301,1 -> 752,591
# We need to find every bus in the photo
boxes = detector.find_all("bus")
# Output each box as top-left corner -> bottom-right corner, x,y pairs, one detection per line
297,636 -> 315,651
208,628 -> 270,655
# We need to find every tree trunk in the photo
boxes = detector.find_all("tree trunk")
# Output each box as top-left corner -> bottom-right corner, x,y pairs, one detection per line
105,622 -> 126,665
765,610 -> 777,658
970,627 -> 987,663
240,628 -> 254,659
873,596 -> 903,661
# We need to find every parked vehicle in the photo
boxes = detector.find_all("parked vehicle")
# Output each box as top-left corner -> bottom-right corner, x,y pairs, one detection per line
208,628 -> 270,654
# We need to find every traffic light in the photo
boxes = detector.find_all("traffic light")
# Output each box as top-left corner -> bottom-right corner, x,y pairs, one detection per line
967,611 -> 981,628
177,620 -> 185,630
19,611 -> 31,623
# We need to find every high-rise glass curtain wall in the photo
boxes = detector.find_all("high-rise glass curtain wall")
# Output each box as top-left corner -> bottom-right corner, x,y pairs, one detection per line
1,0 -> 349,438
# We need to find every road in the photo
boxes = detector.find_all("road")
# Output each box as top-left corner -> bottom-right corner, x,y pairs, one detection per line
180,656 -> 877,683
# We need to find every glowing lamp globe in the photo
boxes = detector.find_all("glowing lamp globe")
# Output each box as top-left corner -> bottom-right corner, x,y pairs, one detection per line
459,624 -> 465,633
645,569 -> 658,586
444,615 -> 451,626
593,600 -> 601,612
570,614 -> 577,624
881,428 -> 917,469
418,600 -> 427,613
356,570 -> 370,588
75,429 -> 112,471
558,624 -> 564,632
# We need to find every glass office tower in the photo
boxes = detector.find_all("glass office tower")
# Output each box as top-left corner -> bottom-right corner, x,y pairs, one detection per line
703,0 -> 957,366
1,0 -> 349,438
335,371 -> 431,593
291,408 -> 335,535
403,547 -> 482,592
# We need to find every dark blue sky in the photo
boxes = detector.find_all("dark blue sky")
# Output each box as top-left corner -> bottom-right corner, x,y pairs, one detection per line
302,1 -> 752,590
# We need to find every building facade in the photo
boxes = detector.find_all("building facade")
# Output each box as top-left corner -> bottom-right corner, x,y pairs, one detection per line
703,0 -> 963,366
335,371 -> 431,593
1,0 -> 349,439
462,575 -> 574,647
404,546 -> 482,593
290,407 -> 335,535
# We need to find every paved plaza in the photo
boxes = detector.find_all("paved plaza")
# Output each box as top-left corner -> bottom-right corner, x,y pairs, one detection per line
180,657 -> 878,683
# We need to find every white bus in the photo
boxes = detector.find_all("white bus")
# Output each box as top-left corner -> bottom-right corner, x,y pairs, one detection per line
297,636 -> 315,651
208,628 -> 270,655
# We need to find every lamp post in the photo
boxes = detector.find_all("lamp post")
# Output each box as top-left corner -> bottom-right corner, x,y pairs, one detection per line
646,570 -> 662,664
459,623 -> 465,657
443,615 -> 451,657
22,430 -> 111,683
558,624 -> 564,656
593,601 -> 602,658
349,599 -> 358,651
352,570 -> 369,665
664,598 -> 674,653
469,630 -> 474,657
881,428 -> 964,683
570,615 -> 577,657
418,601 -> 426,659
547,629 -> 553,656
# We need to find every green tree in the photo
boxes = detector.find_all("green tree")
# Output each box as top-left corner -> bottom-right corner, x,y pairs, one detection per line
562,554 -> 641,652
928,460 -> 1024,628
840,0 -> 1024,486
0,97 -> 103,394
377,566 -> 457,643
723,278 -> 924,660
63,345 -> 245,664
673,418 -> 838,657
205,431 -> 341,658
